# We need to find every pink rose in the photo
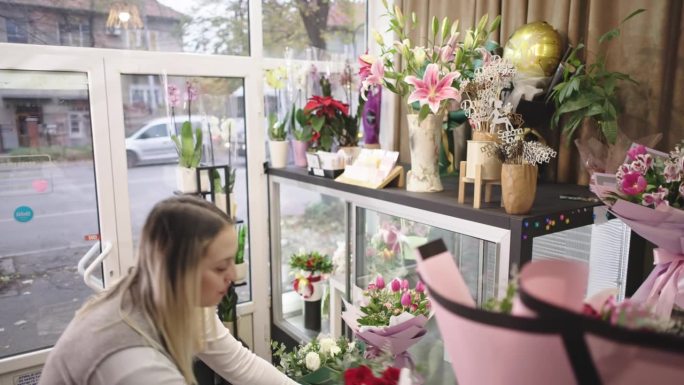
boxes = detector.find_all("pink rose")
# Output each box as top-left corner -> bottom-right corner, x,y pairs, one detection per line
627,145 -> 647,161
620,172 -> 647,195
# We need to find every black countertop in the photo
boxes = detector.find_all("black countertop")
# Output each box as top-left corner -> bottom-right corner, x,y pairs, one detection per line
267,166 -> 601,231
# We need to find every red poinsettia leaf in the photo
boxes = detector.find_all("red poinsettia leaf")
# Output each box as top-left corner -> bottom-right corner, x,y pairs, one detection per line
344,365 -> 375,385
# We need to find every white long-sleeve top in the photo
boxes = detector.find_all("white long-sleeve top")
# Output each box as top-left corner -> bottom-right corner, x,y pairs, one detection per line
91,312 -> 299,385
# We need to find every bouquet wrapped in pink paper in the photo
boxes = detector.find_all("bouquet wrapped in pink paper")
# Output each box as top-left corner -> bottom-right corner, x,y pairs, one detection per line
415,240 -> 579,385
590,141 -> 684,320
341,275 -> 430,370
415,239 -> 684,385
517,258 -> 684,385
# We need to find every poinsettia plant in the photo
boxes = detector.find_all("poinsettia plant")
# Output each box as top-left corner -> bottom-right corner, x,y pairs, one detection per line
295,75 -> 350,152
344,365 -> 401,385
289,251 -> 334,274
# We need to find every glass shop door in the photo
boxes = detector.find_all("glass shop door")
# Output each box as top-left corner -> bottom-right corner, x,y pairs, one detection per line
0,50 -> 120,379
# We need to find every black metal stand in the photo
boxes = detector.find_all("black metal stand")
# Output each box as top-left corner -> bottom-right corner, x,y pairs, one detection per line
304,299 -> 322,331
195,165 -> 232,218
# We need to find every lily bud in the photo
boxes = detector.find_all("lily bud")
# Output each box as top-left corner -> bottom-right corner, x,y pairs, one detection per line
413,47 -> 426,66
394,5 -> 404,28
372,30 -> 384,46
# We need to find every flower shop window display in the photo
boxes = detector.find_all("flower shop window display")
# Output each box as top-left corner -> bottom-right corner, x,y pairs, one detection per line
342,274 -> 432,375
167,81 -> 210,193
359,2 -> 501,192
290,250 -> 334,331
591,141 -> 684,321
481,113 -> 557,214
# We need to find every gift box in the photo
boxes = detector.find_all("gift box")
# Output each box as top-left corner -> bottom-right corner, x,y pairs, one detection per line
306,151 -> 344,179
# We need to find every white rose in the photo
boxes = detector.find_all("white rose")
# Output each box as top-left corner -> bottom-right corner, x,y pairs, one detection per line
318,338 -> 336,354
305,352 -> 321,371
329,345 -> 341,357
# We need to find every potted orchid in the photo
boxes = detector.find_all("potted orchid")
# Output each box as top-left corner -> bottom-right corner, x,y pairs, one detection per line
168,81 -> 209,193
360,1 -> 500,192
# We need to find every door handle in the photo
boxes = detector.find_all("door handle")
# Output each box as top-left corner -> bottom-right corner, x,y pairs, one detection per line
77,241 -> 113,292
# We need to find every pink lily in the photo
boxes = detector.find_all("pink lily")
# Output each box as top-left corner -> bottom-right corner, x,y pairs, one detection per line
358,54 -> 374,81
362,59 -> 384,92
405,63 -> 460,114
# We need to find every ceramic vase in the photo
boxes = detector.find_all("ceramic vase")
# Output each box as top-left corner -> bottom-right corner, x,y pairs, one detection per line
501,163 -> 538,214
269,140 -> 289,168
234,261 -> 248,283
292,140 -> 309,167
406,113 -> 443,192
176,166 -> 209,193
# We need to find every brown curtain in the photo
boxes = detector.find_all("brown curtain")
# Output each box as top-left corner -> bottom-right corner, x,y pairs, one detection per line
395,0 -> 684,184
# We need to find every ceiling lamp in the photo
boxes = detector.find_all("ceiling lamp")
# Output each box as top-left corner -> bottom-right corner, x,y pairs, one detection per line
106,2 -> 144,30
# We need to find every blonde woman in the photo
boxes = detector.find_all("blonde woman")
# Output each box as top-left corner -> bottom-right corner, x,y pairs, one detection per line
39,196 -> 299,385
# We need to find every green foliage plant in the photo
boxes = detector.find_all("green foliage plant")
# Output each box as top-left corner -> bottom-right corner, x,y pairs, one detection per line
550,9 -> 645,145
171,121 -> 203,168
235,225 -> 247,265
268,110 -> 289,141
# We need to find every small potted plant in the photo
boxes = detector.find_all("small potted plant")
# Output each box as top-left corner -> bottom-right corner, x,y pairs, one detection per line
289,250 -> 334,331
293,103 -> 315,167
169,81 -> 209,192
210,168 -> 236,219
268,111 -> 290,168
550,9 -> 644,145
234,224 -> 248,283
218,284 -> 238,331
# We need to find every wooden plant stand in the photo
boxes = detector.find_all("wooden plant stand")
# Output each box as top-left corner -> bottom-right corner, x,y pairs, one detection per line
457,161 -> 501,209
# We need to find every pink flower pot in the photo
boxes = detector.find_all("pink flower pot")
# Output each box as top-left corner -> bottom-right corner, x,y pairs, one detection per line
292,140 -> 309,167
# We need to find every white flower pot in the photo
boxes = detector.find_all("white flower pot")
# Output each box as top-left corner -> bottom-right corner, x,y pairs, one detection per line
176,166 -> 210,193
406,113 -> 443,192
214,192 -> 237,219
234,261 -> 248,283
269,140 -> 289,168
465,140 -> 502,180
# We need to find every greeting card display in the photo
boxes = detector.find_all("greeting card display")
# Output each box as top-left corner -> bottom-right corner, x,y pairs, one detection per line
335,149 -> 404,189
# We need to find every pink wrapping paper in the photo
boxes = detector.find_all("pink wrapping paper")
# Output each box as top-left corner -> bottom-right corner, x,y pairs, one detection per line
518,259 -> 684,385
414,241 -> 577,385
341,300 -> 428,366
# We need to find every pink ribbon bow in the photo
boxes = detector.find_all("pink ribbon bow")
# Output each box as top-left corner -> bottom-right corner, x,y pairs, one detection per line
633,248 -> 684,320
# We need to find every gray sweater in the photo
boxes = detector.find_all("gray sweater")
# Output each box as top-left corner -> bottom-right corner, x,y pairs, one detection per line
38,296 -> 165,385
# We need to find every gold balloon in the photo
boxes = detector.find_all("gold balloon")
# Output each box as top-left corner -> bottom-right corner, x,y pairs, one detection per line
503,21 -> 563,77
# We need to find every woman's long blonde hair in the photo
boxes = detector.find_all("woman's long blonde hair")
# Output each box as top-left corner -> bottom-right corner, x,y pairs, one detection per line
80,195 -> 233,383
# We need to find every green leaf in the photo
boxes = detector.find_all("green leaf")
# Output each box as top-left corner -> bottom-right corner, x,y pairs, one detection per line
601,120 -> 618,144
557,97 -> 593,114
598,28 -> 619,44
489,15 -> 501,32
311,115 -> 325,131
603,101 -> 618,119
622,8 -> 646,24
418,104 -> 430,122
